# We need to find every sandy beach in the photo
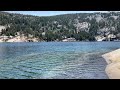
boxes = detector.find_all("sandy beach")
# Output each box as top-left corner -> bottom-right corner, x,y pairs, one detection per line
102,49 -> 120,79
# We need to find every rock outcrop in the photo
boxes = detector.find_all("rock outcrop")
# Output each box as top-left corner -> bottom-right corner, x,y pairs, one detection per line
0,35 -> 39,42
102,49 -> 120,79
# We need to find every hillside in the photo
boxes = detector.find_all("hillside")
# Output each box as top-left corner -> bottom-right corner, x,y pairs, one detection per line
0,11 -> 120,42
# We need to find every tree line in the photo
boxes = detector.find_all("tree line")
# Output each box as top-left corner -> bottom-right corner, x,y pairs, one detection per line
0,11 -> 120,41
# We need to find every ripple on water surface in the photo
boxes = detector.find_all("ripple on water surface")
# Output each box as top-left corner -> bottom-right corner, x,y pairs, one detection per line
0,42 -> 120,79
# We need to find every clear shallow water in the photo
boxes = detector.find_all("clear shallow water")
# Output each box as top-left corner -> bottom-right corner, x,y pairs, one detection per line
0,42 -> 120,79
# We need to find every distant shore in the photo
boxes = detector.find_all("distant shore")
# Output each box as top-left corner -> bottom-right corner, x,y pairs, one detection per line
0,41 -> 120,43
102,49 -> 120,79
0,39 -> 120,43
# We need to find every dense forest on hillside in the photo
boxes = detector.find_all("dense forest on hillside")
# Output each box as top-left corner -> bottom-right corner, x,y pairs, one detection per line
0,11 -> 120,41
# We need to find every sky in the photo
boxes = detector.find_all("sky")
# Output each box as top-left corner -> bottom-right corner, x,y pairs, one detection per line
4,11 -> 110,17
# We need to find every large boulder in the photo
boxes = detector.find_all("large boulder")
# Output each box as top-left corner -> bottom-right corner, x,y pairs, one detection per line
102,49 -> 120,79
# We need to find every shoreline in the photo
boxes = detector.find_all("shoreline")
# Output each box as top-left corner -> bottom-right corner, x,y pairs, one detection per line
102,49 -> 120,79
0,41 -> 120,43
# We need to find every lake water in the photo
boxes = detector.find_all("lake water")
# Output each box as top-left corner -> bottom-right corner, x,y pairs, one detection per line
0,42 -> 120,79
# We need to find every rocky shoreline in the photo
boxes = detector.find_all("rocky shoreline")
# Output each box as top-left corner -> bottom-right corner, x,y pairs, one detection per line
0,35 -> 39,42
102,49 -> 120,79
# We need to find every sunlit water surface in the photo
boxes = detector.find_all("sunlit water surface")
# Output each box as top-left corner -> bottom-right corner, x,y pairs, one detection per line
0,42 -> 120,79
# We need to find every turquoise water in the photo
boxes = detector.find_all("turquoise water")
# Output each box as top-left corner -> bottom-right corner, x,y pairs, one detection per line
0,42 -> 120,79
